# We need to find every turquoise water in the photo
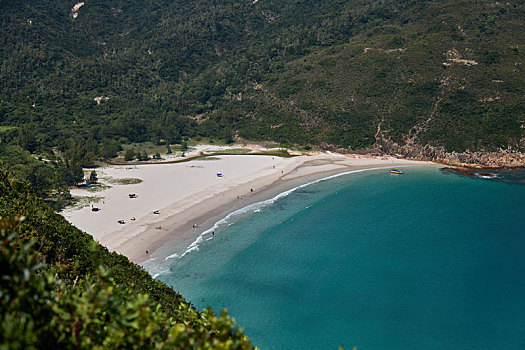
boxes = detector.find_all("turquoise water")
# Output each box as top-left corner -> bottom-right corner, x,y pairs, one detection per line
158,167 -> 525,349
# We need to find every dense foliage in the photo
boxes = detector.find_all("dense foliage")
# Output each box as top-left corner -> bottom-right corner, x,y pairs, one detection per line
1,0 -> 523,156
0,171 -> 254,348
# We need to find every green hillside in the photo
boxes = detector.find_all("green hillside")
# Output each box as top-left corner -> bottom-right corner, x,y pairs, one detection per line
1,0 -> 523,155
0,170 -> 254,348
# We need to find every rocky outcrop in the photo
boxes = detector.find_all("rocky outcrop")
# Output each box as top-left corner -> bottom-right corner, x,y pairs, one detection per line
379,140 -> 525,168
318,141 -> 525,168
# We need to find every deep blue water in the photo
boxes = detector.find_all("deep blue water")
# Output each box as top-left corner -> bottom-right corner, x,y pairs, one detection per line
158,167 -> 525,349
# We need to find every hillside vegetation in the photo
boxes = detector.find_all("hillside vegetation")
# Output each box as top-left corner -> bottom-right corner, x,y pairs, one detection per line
0,171 -> 254,348
1,0 -> 523,153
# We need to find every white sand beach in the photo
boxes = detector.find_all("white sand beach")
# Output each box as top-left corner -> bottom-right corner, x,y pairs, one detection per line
62,149 -> 436,264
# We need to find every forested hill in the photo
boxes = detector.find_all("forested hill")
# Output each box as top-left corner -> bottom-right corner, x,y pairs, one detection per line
1,0 -> 524,155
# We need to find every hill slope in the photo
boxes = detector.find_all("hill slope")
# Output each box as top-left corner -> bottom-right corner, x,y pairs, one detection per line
1,0 -> 524,157
0,170 -> 254,348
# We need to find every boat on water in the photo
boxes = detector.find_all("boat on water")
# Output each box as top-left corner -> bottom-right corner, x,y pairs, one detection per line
389,169 -> 404,174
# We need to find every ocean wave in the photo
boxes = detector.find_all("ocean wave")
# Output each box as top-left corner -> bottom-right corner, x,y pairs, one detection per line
176,166 -> 400,260
164,252 -> 179,261
180,241 -> 200,258
151,268 -> 170,279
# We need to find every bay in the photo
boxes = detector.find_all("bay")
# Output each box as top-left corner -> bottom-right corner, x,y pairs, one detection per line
158,167 -> 525,349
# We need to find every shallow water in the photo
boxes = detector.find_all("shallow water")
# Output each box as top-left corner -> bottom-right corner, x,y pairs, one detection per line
158,167 -> 525,349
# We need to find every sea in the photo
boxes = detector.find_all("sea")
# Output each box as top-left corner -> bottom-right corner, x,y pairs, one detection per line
153,166 -> 525,349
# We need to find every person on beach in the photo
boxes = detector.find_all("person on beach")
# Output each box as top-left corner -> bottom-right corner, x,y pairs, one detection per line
250,188 -> 254,192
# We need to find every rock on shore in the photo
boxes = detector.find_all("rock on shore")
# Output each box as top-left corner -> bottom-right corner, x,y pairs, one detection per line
318,141 -> 525,168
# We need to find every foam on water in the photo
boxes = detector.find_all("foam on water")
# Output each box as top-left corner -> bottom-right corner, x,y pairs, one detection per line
174,166 -> 401,260
164,253 -> 179,261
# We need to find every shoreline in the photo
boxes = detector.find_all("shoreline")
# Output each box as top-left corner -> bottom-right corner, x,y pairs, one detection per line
62,151 -> 438,265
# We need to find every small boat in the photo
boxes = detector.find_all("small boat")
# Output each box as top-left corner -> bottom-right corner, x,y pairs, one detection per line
118,220 -> 125,224
216,173 -> 223,177
129,193 -> 138,198
475,173 -> 498,179
130,217 -> 136,221
153,210 -> 160,215
91,207 -> 100,212
389,169 -> 404,174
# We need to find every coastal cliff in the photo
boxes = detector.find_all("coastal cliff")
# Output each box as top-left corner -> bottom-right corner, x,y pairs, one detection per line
380,140 -> 525,168
319,141 -> 525,169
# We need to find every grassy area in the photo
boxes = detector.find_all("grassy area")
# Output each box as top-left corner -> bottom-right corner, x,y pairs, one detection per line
69,195 -> 102,210
107,178 -> 143,185
105,148 -> 295,165
262,143 -> 287,149
208,148 -> 252,154
187,137 -> 234,146
198,156 -> 221,160
120,142 -> 171,155
87,184 -> 111,192
250,149 -> 296,158
200,149 -> 295,158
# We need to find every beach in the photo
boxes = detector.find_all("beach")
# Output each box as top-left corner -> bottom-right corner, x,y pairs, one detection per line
62,148 -> 436,264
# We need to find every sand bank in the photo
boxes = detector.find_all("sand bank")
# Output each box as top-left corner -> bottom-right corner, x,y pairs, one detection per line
62,151 -> 436,264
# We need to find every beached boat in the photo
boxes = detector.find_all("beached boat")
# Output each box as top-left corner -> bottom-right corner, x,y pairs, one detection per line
129,193 -> 138,198
389,169 -> 404,174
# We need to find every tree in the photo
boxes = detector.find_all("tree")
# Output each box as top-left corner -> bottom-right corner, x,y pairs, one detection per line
100,140 -> 121,159
124,149 -> 136,161
88,170 -> 98,184
26,163 -> 53,196
70,163 -> 84,185
137,151 -> 149,161
166,144 -> 172,154
18,126 -> 38,153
